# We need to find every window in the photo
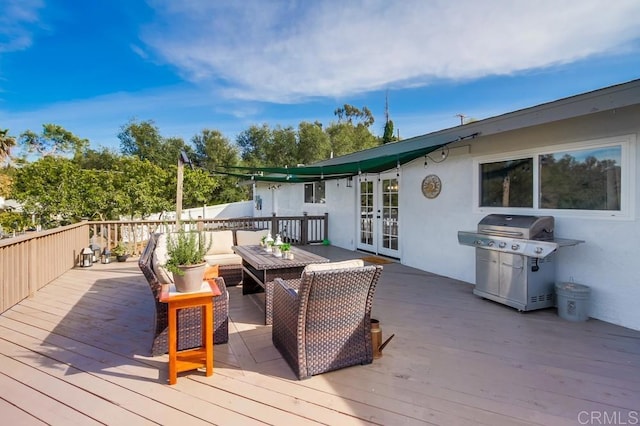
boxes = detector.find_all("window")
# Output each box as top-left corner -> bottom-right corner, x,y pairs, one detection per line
476,136 -> 634,217
304,181 -> 325,204
539,146 -> 621,210
480,158 -> 533,208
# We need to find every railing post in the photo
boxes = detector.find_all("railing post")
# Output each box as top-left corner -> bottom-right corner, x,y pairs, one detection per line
271,213 -> 279,235
323,212 -> 329,242
301,212 -> 308,245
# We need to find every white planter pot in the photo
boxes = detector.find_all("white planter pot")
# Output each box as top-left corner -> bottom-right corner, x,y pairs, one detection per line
172,262 -> 207,292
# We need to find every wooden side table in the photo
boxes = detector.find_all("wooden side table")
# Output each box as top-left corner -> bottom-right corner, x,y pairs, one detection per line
159,280 -> 221,385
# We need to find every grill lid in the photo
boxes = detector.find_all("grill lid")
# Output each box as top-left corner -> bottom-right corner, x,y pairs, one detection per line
478,214 -> 554,240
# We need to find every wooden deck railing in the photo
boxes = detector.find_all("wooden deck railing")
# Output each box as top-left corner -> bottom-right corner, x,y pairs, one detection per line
0,222 -> 89,313
0,214 -> 328,314
88,213 -> 329,254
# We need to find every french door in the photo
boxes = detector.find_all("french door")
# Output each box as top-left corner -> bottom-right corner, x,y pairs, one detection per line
357,172 -> 400,257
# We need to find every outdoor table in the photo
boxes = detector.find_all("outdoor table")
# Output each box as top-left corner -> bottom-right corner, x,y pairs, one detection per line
159,280 -> 221,385
232,245 -> 329,324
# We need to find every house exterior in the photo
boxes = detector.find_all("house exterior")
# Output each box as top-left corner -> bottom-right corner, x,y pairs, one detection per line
251,79 -> 640,331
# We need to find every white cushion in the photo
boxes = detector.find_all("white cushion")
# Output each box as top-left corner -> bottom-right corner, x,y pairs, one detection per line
203,231 -> 235,255
152,233 -> 173,284
236,229 -> 270,246
204,253 -> 243,266
303,259 -> 364,274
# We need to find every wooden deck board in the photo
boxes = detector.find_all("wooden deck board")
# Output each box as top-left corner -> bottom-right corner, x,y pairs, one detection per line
1,249 -> 639,425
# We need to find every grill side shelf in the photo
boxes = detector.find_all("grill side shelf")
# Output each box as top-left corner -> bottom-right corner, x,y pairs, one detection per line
457,231 -> 558,258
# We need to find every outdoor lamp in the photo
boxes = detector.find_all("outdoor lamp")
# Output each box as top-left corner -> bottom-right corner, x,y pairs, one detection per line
90,243 -> 101,263
265,232 -> 274,253
81,247 -> 93,267
273,234 -> 283,257
101,248 -> 111,264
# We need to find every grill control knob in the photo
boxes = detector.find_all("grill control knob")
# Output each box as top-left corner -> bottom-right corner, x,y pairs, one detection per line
535,247 -> 543,254
499,242 -> 507,248
511,244 -> 520,250
488,241 -> 495,247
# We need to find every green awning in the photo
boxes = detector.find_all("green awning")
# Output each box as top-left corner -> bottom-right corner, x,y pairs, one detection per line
214,132 -> 479,182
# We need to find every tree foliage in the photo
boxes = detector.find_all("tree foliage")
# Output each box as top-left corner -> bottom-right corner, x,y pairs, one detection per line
334,104 -> 375,127
1,128 -> 17,163
236,106 -> 381,168
382,119 -> 396,144
19,124 -> 88,157
191,129 -> 246,202
118,119 -> 193,169
10,102 -> 384,227
11,156 -> 82,226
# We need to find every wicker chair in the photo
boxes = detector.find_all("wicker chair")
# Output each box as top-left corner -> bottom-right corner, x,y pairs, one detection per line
138,233 -> 229,356
272,264 -> 383,379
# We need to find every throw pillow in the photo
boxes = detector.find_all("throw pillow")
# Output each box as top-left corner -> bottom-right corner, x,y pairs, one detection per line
303,259 -> 364,274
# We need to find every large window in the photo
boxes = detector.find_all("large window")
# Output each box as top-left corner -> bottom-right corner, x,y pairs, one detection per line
476,136 -> 633,216
539,147 -> 621,210
304,181 -> 326,204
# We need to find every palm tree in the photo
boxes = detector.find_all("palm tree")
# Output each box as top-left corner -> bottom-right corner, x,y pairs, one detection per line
0,128 -> 16,163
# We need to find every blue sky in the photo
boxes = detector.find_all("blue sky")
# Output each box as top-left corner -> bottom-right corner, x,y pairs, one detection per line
1,0 -> 640,154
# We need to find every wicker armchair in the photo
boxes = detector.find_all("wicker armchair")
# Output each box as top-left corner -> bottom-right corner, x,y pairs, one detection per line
139,233 -> 229,356
272,264 -> 383,379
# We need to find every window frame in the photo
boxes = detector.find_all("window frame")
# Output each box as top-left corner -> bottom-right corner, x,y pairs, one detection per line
303,181 -> 326,204
473,134 -> 636,219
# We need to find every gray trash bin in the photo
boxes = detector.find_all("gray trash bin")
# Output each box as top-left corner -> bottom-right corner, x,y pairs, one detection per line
555,282 -> 590,322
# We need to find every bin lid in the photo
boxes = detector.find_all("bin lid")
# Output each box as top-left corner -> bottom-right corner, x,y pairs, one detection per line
555,282 -> 591,293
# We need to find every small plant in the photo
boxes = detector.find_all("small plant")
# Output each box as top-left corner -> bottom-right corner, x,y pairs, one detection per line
112,243 -> 128,256
280,242 -> 291,252
165,229 -> 211,275
260,235 -> 267,246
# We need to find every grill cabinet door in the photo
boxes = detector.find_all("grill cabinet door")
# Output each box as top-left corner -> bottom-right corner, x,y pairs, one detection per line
476,249 -> 499,296
499,253 -> 527,304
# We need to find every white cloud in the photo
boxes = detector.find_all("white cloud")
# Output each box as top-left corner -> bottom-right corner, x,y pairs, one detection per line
142,0 -> 640,103
0,0 -> 44,53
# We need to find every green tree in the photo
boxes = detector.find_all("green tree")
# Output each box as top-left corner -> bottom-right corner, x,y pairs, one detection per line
1,128 -> 17,163
118,119 -> 164,162
382,119 -> 396,144
180,168 -> 221,209
192,129 -> 239,170
191,129 -> 247,203
237,124 -> 272,167
112,157 -> 172,219
325,121 -> 380,157
118,119 -> 195,169
73,147 -> 121,170
0,211 -> 31,234
268,126 -> 298,167
0,173 -> 12,198
297,121 -> 331,165
334,104 -> 375,127
11,156 -> 83,226
19,124 -> 88,157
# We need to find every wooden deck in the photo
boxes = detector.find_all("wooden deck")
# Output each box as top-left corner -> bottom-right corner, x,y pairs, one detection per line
1,245 -> 639,425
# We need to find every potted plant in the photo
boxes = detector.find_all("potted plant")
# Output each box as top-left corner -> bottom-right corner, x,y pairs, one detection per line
281,242 -> 293,260
112,243 -> 129,262
165,229 -> 211,292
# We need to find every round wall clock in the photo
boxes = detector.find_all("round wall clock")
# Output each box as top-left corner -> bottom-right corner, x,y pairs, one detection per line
421,174 -> 442,199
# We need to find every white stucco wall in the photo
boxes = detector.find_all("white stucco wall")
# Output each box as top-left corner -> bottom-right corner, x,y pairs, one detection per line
255,104 -> 640,331
253,180 -> 358,249
400,107 -> 640,330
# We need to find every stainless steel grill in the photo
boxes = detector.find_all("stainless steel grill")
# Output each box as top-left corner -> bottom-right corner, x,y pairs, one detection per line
458,214 -> 581,311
